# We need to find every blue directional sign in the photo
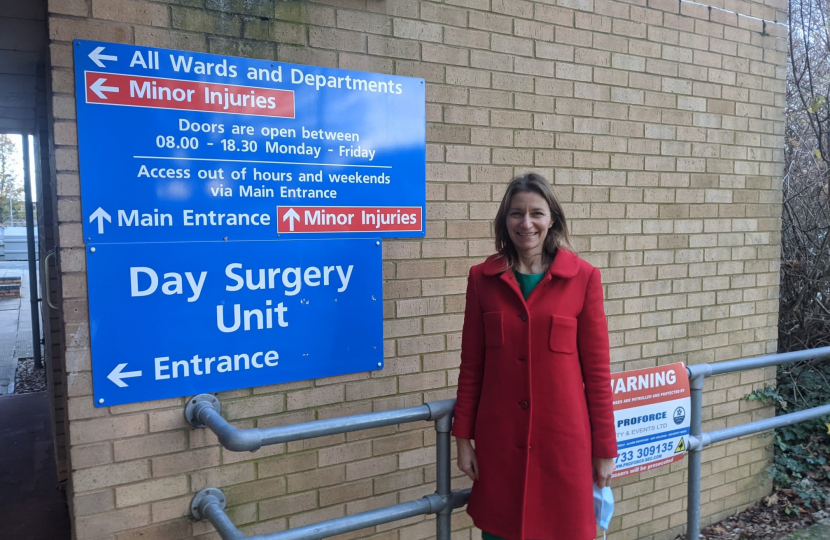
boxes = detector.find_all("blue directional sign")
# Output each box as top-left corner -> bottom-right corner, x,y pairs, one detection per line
73,40 -> 426,242
87,239 -> 383,407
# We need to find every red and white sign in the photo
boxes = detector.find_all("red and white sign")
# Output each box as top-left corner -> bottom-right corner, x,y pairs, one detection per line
609,363 -> 690,479
611,363 -> 689,411
84,71 -> 294,118
277,206 -> 423,234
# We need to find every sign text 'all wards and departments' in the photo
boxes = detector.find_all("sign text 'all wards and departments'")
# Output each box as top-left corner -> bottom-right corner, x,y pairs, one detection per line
87,239 -> 383,407
74,40 -> 426,242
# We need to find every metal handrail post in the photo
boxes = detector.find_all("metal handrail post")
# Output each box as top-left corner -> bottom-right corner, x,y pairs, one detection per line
686,371 -> 705,540
21,137 -> 42,370
435,411 -> 453,540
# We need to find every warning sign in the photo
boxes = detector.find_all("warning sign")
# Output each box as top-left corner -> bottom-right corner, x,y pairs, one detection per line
610,363 -> 691,479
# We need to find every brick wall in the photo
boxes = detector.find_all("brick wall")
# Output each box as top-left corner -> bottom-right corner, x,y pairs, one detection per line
46,0 -> 787,539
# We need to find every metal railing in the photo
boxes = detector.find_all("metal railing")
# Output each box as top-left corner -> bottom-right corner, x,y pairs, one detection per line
186,345 -> 830,540
685,345 -> 830,539
185,395 -> 470,540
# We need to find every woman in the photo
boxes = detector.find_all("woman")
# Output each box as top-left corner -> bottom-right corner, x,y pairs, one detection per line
453,173 -> 617,540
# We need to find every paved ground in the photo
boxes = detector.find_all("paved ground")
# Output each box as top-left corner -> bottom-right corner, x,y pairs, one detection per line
0,392 -> 71,539
0,260 -> 37,394
0,260 -> 67,539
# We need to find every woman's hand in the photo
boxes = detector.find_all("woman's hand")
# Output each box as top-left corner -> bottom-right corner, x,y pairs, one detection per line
456,438 -> 479,481
592,457 -> 615,488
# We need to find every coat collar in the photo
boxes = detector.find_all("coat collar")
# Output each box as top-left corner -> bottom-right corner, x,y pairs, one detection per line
481,249 -> 580,280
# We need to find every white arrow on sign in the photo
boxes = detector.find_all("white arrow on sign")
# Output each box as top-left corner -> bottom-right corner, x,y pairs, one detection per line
283,208 -> 300,232
88,46 -> 118,68
107,363 -> 142,388
90,78 -> 119,99
89,207 -> 111,234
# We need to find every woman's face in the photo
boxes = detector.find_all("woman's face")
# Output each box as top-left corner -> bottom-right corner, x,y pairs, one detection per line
505,191 -> 554,258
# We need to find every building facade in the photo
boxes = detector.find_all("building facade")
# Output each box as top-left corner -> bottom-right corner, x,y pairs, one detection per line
36,0 -> 789,538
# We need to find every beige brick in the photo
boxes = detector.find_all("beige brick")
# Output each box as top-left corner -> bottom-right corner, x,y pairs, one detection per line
71,443 -> 114,469
287,385 -> 345,410
259,491 -> 318,520
287,465 -> 345,492
346,378 -> 398,401
373,468 -> 425,495
290,504 -> 346,529
346,455 -> 397,481
224,477 -> 287,505
191,463 -> 256,491
258,452 -> 318,479
148,408 -> 189,433
151,447 -> 220,477
74,461 -> 151,493
75,506 -> 152,538
92,0 -> 167,25
113,431 -> 186,462
115,520 -> 193,540
115,476 -> 188,507
319,479 -> 374,506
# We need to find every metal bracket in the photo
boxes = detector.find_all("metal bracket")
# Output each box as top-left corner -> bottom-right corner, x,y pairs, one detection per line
185,394 -> 221,428
191,488 -> 226,521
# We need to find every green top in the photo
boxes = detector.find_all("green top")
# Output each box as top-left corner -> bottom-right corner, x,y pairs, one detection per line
514,269 -> 545,299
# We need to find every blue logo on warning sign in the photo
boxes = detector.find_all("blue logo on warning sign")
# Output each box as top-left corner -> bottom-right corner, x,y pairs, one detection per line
673,407 -> 686,425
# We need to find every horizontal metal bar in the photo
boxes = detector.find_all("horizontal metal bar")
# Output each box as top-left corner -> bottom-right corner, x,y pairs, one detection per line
687,346 -> 830,380
703,403 -> 830,447
258,403 -> 436,446
187,394 -> 456,452
194,488 -> 471,540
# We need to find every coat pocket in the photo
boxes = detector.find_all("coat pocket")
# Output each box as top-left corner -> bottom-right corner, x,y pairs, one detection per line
483,312 -> 504,348
549,315 -> 578,353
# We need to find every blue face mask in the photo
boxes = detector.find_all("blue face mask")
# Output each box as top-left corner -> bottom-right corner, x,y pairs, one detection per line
593,483 -> 615,535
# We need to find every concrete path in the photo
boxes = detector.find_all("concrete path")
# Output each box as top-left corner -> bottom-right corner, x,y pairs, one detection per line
0,260 -> 36,394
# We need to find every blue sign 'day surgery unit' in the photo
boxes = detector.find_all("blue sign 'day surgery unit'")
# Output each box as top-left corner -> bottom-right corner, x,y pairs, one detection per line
73,40 -> 426,242
87,239 -> 383,407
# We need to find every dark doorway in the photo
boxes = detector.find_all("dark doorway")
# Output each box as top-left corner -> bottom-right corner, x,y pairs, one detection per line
0,0 -> 70,538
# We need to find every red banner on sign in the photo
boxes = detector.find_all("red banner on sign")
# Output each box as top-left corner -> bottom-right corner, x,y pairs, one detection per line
277,206 -> 423,234
610,362 -> 689,411
84,71 -> 295,118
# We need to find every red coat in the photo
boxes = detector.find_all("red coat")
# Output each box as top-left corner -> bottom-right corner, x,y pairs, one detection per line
453,250 -> 617,540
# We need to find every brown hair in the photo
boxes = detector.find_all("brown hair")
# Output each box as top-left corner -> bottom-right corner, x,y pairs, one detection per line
494,173 -> 572,268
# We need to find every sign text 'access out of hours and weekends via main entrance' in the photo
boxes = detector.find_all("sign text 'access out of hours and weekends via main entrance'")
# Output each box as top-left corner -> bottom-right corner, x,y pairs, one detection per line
73,40 -> 426,242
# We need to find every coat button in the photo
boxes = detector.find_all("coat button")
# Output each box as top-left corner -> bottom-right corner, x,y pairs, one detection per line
520,313 -> 528,321
519,400 -> 529,410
